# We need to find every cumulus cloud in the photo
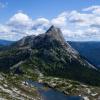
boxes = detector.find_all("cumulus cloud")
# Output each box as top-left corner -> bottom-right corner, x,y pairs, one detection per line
32,17 -> 50,33
8,12 -> 33,28
51,12 -> 68,27
83,6 -> 100,15
1,5 -> 100,41
0,12 -> 51,40
51,6 -> 100,41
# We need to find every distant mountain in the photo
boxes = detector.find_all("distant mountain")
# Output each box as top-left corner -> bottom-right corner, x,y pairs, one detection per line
0,39 -> 14,46
0,26 -> 100,86
69,41 -> 100,68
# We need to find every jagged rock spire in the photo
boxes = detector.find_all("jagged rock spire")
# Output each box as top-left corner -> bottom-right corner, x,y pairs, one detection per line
46,25 -> 65,43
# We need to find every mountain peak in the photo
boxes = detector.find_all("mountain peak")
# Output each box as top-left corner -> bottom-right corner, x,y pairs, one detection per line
46,25 -> 65,43
46,25 -> 60,34
48,25 -> 55,30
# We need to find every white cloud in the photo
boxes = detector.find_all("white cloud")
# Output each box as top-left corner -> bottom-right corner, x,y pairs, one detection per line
51,12 -> 68,27
0,12 -> 51,40
83,6 -> 100,15
8,12 -> 33,29
0,24 -> 10,33
32,17 -> 50,32
50,6 -> 100,41
1,6 -> 100,41
34,18 -> 50,26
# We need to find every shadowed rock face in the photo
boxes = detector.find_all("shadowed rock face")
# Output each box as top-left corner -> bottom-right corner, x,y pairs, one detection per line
46,25 -> 65,43
11,35 -> 36,47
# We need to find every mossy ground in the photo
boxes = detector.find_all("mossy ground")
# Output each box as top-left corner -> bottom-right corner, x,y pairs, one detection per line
0,73 -> 41,100
39,76 -> 100,100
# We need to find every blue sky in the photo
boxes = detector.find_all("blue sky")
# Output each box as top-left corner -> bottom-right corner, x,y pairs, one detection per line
0,0 -> 99,23
0,0 -> 100,41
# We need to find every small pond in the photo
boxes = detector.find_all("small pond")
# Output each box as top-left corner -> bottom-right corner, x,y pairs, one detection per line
27,80 -> 83,100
